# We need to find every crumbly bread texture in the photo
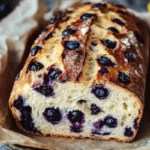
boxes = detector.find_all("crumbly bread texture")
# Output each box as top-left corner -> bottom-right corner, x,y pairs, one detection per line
9,2 -> 149,142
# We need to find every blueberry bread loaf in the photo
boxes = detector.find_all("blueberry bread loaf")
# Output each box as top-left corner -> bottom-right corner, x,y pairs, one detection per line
9,2 -> 149,142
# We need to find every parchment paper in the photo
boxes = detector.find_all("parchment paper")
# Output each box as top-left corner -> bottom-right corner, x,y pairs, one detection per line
0,0 -> 150,150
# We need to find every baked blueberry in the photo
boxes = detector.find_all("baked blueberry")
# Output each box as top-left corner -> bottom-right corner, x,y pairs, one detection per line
124,127 -> 134,137
15,73 -> 20,80
12,96 -> 23,110
43,33 -> 53,41
64,41 -> 80,50
62,28 -> 77,36
134,117 -> 139,129
91,104 -> 101,115
68,110 -> 84,124
108,27 -> 119,33
80,13 -> 96,20
70,125 -> 82,133
92,3 -> 107,9
112,18 -> 125,25
47,68 -> 62,81
99,66 -> 108,75
49,17 -> 57,24
28,61 -> 44,72
124,52 -> 135,62
35,85 -> 54,97
101,39 -> 117,49
30,46 -> 42,56
93,120 -> 104,129
118,72 -> 130,85
134,31 -> 144,44
97,56 -> 115,67
92,85 -> 109,99
104,116 -> 118,128
43,107 -> 62,124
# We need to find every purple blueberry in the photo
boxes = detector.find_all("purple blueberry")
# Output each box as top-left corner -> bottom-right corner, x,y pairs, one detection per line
47,68 -> 62,82
93,120 -> 104,129
112,18 -> 125,25
124,127 -> 134,137
30,46 -> 42,56
101,39 -> 117,49
104,116 -> 118,128
15,73 -> 20,80
124,52 -> 135,62
49,17 -> 57,24
12,96 -> 23,110
107,27 -> 119,33
80,13 -> 96,20
43,107 -> 62,124
134,118 -> 139,129
34,85 -> 54,97
92,3 -> 107,9
43,33 -> 53,41
92,85 -> 109,100
62,28 -> 77,36
99,66 -> 108,75
70,125 -> 82,133
68,110 -> 84,124
134,31 -> 144,44
97,56 -> 115,67
28,61 -> 44,72
91,104 -> 101,115
64,41 -> 80,50
118,72 -> 130,85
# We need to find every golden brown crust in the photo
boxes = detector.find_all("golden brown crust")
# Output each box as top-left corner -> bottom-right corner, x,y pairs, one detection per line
9,2 -> 149,142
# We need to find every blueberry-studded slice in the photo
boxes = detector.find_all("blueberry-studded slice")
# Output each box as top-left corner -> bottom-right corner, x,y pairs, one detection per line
92,85 -> 109,100
99,66 -> 108,75
108,27 -> 119,33
134,31 -> 144,44
64,40 -> 80,50
47,68 -> 62,82
118,72 -> 130,85
92,3 -> 107,9
15,73 -> 20,80
80,13 -> 96,20
62,28 -> 77,36
43,107 -> 62,124
124,52 -> 135,62
34,85 -> 54,97
68,110 -> 84,124
12,96 -> 24,110
101,39 -> 117,49
124,127 -> 134,137
112,18 -> 125,25
28,61 -> 44,72
97,56 -> 115,67
30,46 -> 42,56
104,115 -> 118,128
91,104 -> 101,115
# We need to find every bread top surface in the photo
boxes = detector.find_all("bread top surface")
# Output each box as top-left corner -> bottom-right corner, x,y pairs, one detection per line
11,2 -> 148,103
